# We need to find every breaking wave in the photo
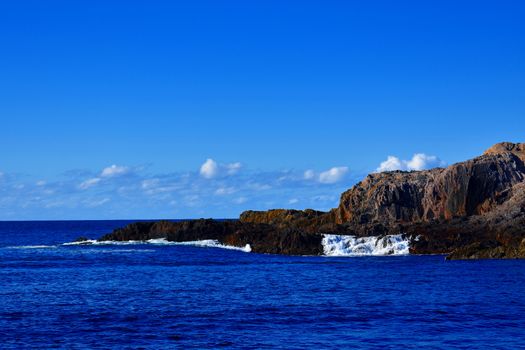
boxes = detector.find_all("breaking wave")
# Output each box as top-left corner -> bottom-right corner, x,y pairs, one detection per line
322,234 -> 410,256
63,238 -> 252,252
170,239 -> 252,252
63,239 -> 141,246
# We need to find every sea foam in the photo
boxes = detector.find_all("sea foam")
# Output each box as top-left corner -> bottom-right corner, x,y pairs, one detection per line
170,239 -> 252,252
321,234 -> 410,256
63,238 -> 252,252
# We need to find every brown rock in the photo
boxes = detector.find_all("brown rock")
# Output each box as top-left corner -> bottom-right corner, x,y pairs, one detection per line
336,151 -> 524,226
483,142 -> 525,163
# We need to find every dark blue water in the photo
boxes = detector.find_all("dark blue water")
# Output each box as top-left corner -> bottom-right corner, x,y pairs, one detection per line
1,221 -> 524,349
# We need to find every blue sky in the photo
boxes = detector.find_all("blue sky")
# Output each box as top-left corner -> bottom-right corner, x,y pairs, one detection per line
0,1 -> 524,220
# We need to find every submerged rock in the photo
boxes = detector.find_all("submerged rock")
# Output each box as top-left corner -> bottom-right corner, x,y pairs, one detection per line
99,142 -> 525,259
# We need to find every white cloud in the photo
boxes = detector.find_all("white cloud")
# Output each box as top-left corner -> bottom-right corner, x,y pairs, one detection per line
200,159 -> 219,178
215,187 -> 236,195
0,158 -> 362,219
226,162 -> 242,175
376,153 -> 445,172
318,167 -> 349,184
101,165 -> 129,177
141,179 -> 159,190
200,158 -> 242,179
304,167 -> 349,184
233,197 -> 247,204
141,178 -> 185,195
183,194 -> 200,207
79,178 -> 101,190
376,156 -> 404,172
407,153 -> 443,171
249,183 -> 272,191
44,200 -> 66,208
304,170 -> 315,180
85,198 -> 110,207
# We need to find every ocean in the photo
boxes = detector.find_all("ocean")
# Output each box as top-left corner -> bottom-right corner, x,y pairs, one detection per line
1,220 -> 524,349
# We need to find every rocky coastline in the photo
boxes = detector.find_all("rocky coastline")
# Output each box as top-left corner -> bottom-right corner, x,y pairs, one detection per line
97,142 -> 525,259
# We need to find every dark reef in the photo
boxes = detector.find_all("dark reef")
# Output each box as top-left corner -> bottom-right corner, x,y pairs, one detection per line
98,142 -> 525,259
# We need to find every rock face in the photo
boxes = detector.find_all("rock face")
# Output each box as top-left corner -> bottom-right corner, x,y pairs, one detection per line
239,209 -> 342,234
483,142 -> 525,162
336,151 -> 524,226
98,142 -> 525,259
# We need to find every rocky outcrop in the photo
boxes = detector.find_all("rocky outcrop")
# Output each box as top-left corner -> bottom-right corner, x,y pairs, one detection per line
483,142 -> 525,162
335,152 -> 524,226
326,144 -> 525,259
98,142 -> 525,259
240,209 -> 345,234
99,219 -> 324,255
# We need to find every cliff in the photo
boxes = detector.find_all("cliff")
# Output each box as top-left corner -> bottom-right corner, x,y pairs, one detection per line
98,142 -> 525,259
336,150 -> 524,225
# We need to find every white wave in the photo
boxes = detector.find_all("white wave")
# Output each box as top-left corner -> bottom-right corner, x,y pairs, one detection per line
62,239 -> 141,246
63,238 -> 251,252
145,238 -> 176,245
322,234 -> 410,256
172,239 -> 252,252
6,245 -> 57,249
94,249 -> 156,253
63,238 -> 175,246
